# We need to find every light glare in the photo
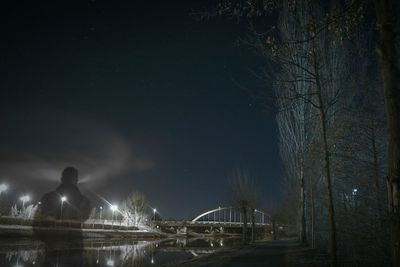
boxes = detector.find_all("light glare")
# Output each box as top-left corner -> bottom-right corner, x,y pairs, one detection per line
0,183 -> 8,193
20,195 -> 31,203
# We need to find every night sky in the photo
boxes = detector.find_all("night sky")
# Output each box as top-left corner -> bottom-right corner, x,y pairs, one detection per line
0,0 -> 282,218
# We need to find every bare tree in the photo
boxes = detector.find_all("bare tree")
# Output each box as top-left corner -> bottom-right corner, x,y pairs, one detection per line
228,169 -> 259,244
201,0 -> 396,265
120,191 -> 149,227
264,198 -> 282,241
373,1 -> 400,265
270,3 -> 351,265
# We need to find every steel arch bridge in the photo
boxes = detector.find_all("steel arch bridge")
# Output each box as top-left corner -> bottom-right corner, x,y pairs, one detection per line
191,206 -> 270,225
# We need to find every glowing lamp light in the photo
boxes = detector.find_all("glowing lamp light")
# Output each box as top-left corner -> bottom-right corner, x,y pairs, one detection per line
110,205 -> 118,212
61,196 -> 67,202
0,183 -> 8,193
20,195 -> 31,203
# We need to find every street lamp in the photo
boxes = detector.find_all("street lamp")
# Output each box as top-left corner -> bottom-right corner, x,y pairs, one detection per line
99,206 -> 104,229
153,208 -> 157,221
60,196 -> 67,220
352,188 -> 358,209
20,195 -> 30,210
0,184 -> 8,216
0,183 -> 8,194
110,204 -> 118,229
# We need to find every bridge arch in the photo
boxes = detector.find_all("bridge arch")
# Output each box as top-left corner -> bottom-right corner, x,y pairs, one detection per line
191,206 -> 270,225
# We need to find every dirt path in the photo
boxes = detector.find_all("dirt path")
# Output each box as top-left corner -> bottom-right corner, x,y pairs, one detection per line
163,239 -> 328,267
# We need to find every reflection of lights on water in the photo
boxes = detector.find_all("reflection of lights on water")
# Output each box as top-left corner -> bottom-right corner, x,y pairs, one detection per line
210,242 -> 214,247
151,257 -> 154,264
14,257 -> 23,267
96,259 -> 99,264
32,261 -> 36,265
106,259 -> 115,266
220,241 -> 224,247
155,244 -> 159,248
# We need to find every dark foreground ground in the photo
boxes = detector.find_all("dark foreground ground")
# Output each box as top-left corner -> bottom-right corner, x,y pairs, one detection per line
164,239 -> 328,267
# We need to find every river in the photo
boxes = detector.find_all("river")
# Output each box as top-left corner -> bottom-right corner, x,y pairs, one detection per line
0,237 -> 242,266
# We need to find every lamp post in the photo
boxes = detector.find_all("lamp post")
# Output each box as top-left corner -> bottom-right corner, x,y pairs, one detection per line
99,206 -> 103,228
153,208 -> 157,221
110,205 -> 118,229
60,196 -> 67,220
352,188 -> 358,209
0,184 -> 9,216
0,183 -> 8,195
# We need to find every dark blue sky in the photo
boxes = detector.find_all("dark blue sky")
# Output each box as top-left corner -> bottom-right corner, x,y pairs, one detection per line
0,0 -> 282,218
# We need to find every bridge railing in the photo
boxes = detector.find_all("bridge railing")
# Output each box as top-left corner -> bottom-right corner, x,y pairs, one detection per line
190,207 -> 270,225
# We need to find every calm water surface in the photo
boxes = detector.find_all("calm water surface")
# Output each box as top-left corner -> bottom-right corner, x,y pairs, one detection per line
0,237 -> 241,267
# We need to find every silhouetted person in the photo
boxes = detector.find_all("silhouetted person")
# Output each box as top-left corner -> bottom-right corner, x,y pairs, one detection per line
34,166 -> 91,267
40,167 -> 90,220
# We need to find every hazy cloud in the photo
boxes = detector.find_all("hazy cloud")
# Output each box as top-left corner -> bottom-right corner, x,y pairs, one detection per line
0,108 -> 155,194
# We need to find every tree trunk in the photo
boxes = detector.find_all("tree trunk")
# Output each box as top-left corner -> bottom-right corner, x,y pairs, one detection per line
251,208 -> 255,243
310,186 -> 315,249
371,124 -> 384,225
300,166 -> 307,243
374,1 -> 400,266
242,206 -> 248,244
313,46 -> 338,267
272,219 -> 277,240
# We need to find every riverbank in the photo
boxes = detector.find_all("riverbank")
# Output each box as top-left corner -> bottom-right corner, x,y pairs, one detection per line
0,224 -> 166,238
163,239 -> 328,267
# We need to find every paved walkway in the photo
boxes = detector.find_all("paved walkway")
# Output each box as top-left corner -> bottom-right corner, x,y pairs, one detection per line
164,239 -> 328,267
